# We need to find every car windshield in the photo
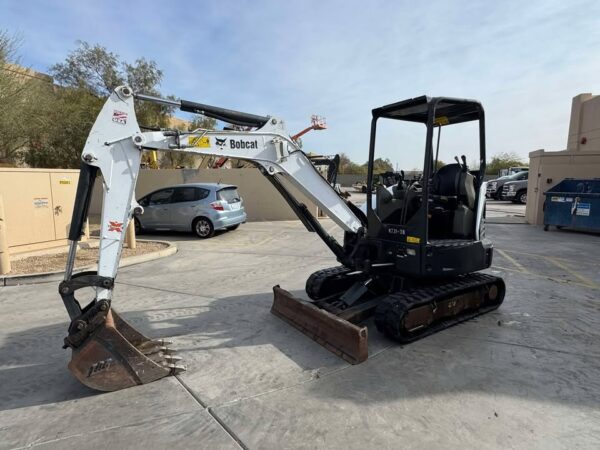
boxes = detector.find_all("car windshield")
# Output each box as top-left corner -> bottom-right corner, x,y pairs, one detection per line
218,187 -> 241,203
508,171 -> 527,180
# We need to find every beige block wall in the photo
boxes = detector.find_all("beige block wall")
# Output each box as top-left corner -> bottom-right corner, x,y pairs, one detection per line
89,168 -> 319,222
526,149 -> 600,225
567,93 -> 600,152
0,168 -> 82,252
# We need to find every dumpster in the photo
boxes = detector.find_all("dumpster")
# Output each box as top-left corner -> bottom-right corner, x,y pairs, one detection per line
543,178 -> 600,232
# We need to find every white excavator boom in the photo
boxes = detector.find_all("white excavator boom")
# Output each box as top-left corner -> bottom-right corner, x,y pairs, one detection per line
59,86 -> 364,391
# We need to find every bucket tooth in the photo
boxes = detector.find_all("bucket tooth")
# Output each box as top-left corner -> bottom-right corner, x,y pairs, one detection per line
271,285 -> 368,364
163,363 -> 186,373
138,344 -> 169,356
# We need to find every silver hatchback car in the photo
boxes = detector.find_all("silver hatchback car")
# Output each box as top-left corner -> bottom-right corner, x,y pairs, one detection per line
134,183 -> 246,238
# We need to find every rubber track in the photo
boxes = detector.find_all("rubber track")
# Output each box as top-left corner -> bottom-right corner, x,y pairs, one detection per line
374,272 -> 505,343
305,266 -> 353,300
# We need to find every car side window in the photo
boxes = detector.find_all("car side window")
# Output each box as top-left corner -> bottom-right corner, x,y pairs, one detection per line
197,188 -> 210,200
138,196 -> 149,207
148,189 -> 174,205
519,172 -> 528,180
172,187 -> 199,203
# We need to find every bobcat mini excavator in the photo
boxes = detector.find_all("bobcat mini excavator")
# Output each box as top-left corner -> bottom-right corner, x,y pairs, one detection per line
59,86 -> 505,391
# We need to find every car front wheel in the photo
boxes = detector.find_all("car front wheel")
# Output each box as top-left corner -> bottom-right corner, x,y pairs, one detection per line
193,217 -> 215,239
517,190 -> 527,204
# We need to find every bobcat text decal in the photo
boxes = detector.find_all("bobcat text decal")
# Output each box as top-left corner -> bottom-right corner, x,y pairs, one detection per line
229,139 -> 258,149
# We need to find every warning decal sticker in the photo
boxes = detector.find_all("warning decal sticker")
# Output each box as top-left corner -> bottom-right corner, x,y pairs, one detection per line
576,203 -> 591,216
189,136 -> 211,148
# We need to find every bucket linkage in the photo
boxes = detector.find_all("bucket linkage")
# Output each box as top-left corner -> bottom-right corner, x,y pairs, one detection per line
59,271 -> 184,392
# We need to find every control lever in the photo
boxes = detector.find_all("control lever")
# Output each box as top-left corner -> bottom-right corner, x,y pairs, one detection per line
461,155 -> 468,171
398,170 -> 406,190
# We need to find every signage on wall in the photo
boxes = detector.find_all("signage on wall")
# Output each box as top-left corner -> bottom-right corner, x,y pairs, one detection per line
33,198 -> 50,208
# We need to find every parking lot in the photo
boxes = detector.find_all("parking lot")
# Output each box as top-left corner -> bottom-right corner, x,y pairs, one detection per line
1,218 -> 599,449
345,190 -> 526,217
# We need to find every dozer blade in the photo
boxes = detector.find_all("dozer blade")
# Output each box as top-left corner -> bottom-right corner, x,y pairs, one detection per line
271,286 -> 368,364
68,309 -> 185,392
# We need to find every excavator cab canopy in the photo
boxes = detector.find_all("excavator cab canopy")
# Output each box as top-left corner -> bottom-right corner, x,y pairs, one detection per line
372,96 -> 483,126
364,96 -> 488,272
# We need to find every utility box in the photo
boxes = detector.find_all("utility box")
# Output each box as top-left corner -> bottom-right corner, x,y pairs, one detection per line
0,168 -> 84,253
543,178 -> 600,232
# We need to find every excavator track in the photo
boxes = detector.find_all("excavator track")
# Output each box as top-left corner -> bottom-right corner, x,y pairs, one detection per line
306,266 -> 365,300
374,272 -> 505,343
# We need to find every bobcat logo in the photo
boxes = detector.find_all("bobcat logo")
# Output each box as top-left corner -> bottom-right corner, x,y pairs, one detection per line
108,221 -> 123,232
215,138 -> 227,147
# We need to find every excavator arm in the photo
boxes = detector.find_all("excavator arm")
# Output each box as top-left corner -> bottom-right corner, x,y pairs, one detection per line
60,86 -> 364,391
70,87 -> 364,297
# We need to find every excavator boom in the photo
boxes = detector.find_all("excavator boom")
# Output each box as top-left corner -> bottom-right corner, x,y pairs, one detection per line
60,86 -> 365,391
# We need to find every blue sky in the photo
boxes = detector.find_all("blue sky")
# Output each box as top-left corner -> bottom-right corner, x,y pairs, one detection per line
2,0 -> 600,169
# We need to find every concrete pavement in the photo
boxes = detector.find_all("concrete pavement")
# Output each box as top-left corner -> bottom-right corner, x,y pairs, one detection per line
1,220 -> 599,449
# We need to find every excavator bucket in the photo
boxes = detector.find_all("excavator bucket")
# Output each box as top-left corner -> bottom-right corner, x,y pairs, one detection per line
271,286 -> 368,364
67,309 -> 184,392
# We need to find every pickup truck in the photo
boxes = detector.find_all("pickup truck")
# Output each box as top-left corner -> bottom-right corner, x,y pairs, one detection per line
487,170 -> 528,200
502,178 -> 528,204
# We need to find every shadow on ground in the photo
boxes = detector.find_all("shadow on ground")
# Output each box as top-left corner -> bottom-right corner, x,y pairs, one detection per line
2,284 -> 599,413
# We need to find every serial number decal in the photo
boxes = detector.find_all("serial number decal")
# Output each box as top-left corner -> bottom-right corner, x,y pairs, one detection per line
386,225 -> 406,235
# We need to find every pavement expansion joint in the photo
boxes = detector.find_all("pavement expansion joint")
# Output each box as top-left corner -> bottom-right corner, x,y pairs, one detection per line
175,375 -> 247,450
116,280 -> 219,298
13,411 -> 195,450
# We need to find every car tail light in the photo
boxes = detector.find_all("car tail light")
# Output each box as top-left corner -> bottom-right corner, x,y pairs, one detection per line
210,201 -> 225,211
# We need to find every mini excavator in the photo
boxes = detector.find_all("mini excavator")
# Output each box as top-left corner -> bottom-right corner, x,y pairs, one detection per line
60,86 -> 505,391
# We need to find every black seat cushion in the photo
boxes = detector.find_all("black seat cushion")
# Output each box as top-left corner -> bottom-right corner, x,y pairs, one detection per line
432,163 -> 462,197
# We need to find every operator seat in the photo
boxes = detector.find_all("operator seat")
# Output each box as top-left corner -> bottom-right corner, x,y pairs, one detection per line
431,163 -> 462,201
431,163 -> 476,237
